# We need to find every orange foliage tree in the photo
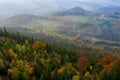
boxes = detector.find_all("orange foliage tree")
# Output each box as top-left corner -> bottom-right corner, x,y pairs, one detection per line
99,55 -> 116,69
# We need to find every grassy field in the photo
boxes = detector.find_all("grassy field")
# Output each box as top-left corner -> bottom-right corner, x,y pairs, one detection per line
37,20 -> 59,31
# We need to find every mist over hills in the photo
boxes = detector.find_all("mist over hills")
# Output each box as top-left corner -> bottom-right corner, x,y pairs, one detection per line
0,6 -> 120,25
0,1 -> 120,80
97,6 -> 120,13
0,6 -> 120,48
0,0 -> 120,17
0,14 -> 39,27
52,7 -> 87,16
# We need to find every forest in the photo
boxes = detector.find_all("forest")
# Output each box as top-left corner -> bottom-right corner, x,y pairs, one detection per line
0,28 -> 120,80
0,0 -> 120,80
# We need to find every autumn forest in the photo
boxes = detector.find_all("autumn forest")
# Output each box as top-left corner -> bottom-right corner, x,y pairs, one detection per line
0,1 -> 120,80
0,27 -> 120,80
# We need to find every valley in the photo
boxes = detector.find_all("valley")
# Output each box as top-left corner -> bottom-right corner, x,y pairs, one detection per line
0,1 -> 120,79
0,6 -> 120,49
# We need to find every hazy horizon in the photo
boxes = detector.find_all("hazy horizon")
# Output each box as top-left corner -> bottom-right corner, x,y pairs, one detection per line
0,0 -> 120,16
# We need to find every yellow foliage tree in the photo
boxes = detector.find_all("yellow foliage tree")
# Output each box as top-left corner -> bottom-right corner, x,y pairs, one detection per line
8,67 -> 19,80
16,44 -> 22,51
32,41 -> 46,50
8,48 -> 17,59
84,71 -> 91,79
57,63 -> 80,76
72,75 -> 80,80
16,60 -> 33,79
8,59 -> 33,80
57,67 -> 66,73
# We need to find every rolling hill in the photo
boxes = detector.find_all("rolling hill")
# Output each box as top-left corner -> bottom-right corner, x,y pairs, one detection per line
52,7 -> 87,16
0,14 -> 40,27
97,6 -> 120,13
0,7 -> 120,48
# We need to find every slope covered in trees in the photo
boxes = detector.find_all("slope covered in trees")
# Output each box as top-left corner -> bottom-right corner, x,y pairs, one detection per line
0,28 -> 120,80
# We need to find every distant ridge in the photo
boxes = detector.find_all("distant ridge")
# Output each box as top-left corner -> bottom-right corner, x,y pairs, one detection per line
0,14 -> 39,27
97,6 -> 120,13
52,7 -> 87,16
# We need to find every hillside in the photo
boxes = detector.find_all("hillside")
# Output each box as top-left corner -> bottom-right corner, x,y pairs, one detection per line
0,14 -> 40,27
0,0 -> 120,79
52,7 -> 87,16
0,7 -> 120,48
0,28 -> 120,80
97,6 -> 120,13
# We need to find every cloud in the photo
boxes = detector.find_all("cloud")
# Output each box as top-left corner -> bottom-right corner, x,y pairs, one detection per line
0,0 -> 119,16
75,0 -> 120,6
0,0 -> 119,8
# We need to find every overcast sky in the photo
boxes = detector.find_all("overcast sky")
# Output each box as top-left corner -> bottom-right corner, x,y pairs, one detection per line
0,0 -> 119,5
0,0 -> 119,16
